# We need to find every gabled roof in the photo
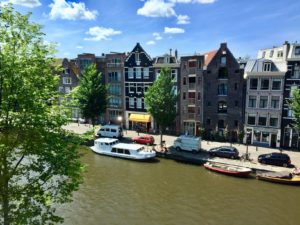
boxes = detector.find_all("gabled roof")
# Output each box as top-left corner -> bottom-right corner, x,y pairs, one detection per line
203,50 -> 217,66
125,42 -> 152,62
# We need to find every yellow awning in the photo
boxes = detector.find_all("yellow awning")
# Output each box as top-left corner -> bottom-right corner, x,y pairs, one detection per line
129,114 -> 151,123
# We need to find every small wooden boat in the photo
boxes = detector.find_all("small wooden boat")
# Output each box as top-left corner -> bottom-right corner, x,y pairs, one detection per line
204,162 -> 252,177
256,171 -> 300,185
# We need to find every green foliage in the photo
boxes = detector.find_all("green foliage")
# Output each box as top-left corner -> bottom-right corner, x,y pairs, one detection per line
237,129 -> 245,144
144,68 -> 178,145
289,89 -> 300,132
0,5 -> 83,225
71,64 -> 108,126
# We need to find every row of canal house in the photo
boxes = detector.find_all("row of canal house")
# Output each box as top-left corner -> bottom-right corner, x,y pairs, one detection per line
244,41 -> 300,149
57,41 -> 300,150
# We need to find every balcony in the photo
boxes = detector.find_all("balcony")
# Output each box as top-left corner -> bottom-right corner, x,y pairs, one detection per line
188,83 -> 196,90
188,98 -> 196,105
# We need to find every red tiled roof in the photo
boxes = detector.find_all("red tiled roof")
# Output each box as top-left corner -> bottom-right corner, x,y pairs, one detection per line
204,50 -> 217,66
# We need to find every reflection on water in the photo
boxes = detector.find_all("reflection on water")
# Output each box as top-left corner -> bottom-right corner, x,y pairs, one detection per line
61,149 -> 300,225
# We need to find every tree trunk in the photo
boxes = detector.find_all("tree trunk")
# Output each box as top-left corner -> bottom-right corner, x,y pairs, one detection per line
160,127 -> 164,147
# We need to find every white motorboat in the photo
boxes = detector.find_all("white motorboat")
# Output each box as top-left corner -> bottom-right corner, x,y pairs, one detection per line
91,138 -> 156,161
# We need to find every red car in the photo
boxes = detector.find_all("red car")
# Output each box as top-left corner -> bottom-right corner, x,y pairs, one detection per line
132,135 -> 155,145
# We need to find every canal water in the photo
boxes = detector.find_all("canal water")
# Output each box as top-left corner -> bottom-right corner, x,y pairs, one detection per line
61,149 -> 300,225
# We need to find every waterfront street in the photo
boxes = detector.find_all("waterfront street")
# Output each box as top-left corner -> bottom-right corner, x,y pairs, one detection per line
64,123 -> 300,168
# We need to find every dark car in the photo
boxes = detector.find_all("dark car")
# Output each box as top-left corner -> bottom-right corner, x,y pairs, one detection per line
208,146 -> 239,159
132,135 -> 155,145
258,153 -> 291,167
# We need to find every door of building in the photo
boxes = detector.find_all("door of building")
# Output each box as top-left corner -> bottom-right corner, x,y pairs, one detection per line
270,134 -> 277,148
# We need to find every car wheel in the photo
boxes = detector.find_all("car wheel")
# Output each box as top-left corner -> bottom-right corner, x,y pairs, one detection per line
283,163 -> 288,167
230,155 -> 235,159
176,147 -> 181,151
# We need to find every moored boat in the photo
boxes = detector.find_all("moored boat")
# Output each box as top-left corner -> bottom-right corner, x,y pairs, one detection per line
204,162 -> 252,177
91,138 -> 156,161
256,171 -> 300,185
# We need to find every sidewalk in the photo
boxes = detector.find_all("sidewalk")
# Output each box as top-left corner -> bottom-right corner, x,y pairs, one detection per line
64,123 -> 300,167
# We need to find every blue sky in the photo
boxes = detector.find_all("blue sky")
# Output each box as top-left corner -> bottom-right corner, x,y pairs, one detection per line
2,0 -> 300,59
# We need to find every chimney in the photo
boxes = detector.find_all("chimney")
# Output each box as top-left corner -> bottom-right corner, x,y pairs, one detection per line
169,48 -> 172,56
175,49 -> 178,59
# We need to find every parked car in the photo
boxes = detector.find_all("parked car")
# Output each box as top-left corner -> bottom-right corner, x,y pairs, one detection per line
132,135 -> 154,145
97,125 -> 123,139
258,153 -> 291,167
173,135 -> 201,153
208,146 -> 239,159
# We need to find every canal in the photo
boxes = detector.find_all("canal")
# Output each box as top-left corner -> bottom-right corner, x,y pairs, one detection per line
60,149 -> 300,225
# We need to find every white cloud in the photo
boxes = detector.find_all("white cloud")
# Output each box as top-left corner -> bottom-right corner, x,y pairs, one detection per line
76,46 -> 83,49
146,41 -> 156,45
169,0 -> 216,3
0,0 -> 41,8
177,14 -> 190,24
137,0 -> 176,17
164,27 -> 185,34
49,0 -> 97,20
153,32 -> 163,40
84,26 -> 122,41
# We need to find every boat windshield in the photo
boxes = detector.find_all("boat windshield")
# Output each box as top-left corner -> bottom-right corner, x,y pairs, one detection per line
137,147 -> 145,152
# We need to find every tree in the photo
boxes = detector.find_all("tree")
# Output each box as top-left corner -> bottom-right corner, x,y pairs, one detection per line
145,67 -> 178,146
0,5 -> 83,225
289,89 -> 300,132
72,64 -> 108,127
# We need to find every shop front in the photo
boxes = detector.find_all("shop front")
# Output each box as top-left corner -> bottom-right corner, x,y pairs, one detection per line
246,127 -> 280,148
128,113 -> 152,133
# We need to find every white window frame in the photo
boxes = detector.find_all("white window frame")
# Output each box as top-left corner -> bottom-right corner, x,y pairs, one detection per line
136,98 -> 142,109
263,63 -> 271,72
129,98 -> 135,108
128,68 -> 134,79
63,77 -> 72,84
144,67 -> 149,79
136,67 -> 141,79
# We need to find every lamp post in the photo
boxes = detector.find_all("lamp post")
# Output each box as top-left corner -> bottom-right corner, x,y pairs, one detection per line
246,131 -> 251,160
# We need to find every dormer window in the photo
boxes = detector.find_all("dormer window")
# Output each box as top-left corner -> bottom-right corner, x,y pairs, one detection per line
262,51 -> 266,58
269,50 -> 274,58
220,56 -> 226,65
277,51 -> 283,58
263,62 -> 271,71
295,46 -> 300,55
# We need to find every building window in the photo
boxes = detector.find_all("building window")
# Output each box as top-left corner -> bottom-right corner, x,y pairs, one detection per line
235,101 -> 239,107
198,92 -> 201,100
64,86 -> 71,93
63,77 -> 71,84
128,68 -> 134,79
220,56 -> 226,65
290,85 -> 298,97
136,98 -> 142,109
270,117 -> 278,127
109,72 -> 120,82
258,116 -> 267,126
137,83 -> 143,94
206,119 -> 211,125
248,96 -> 256,108
271,96 -> 280,108
207,101 -> 211,106
135,52 -> 140,63
250,78 -> 258,90
59,86 -> 64,93
288,109 -> 294,117
188,60 -> 196,68
262,51 -> 266,58
218,83 -> 228,95
129,83 -> 135,93
183,92 -> 186,100
272,79 -> 281,90
293,65 -> 300,78
171,69 -> 177,81
234,120 -> 238,127
129,98 -> 135,108
295,47 -> 300,55
259,96 -> 268,108
269,50 -> 274,58
263,63 -> 271,71
218,101 -> 227,113
143,67 -> 149,79
136,68 -> 141,79
277,51 -> 283,57
218,68 -> 228,79
260,79 -> 269,90
183,77 -> 186,85
218,120 -> 225,129
247,114 -> 256,125
234,83 -> 238,90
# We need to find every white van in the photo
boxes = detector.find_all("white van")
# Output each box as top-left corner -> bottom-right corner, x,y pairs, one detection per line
97,125 -> 123,139
173,135 -> 201,153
